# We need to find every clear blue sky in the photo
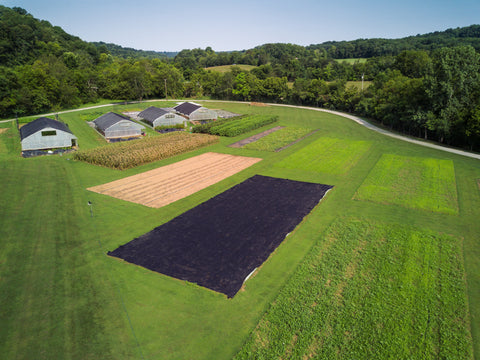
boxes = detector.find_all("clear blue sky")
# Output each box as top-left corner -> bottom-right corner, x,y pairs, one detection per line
2,0 -> 479,52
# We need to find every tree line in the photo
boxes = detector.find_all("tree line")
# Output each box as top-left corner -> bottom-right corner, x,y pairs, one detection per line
1,5 -> 479,150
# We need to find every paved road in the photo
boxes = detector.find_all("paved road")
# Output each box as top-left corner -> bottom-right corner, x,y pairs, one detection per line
3,99 -> 480,160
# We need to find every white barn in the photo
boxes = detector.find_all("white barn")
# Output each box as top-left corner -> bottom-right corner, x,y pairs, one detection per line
20,117 -> 77,151
138,106 -> 186,128
93,112 -> 145,139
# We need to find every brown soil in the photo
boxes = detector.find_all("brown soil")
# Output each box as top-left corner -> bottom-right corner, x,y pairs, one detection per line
87,152 -> 262,208
229,126 -> 285,148
250,102 -> 268,107
0,128 -> 8,134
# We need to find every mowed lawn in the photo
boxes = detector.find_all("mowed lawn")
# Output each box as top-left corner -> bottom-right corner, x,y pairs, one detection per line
1,101 -> 479,359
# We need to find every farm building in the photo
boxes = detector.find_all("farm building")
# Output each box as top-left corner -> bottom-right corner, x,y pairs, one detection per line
174,102 -> 218,124
93,112 -> 145,139
20,117 -> 77,151
138,106 -> 186,128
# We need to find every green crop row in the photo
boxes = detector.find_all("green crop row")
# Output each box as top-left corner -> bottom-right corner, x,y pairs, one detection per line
235,218 -> 473,359
192,115 -> 278,137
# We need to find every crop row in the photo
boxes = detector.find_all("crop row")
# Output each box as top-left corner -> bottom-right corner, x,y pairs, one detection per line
192,115 -> 278,137
72,132 -> 218,169
235,218 -> 472,359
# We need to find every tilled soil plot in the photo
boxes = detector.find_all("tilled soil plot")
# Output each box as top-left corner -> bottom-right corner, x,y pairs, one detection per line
108,175 -> 333,298
88,152 -> 262,208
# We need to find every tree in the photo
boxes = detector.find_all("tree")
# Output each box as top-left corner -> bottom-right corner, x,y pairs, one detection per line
425,46 -> 480,143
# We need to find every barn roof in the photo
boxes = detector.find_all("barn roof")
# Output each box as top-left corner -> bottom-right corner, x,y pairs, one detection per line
174,102 -> 202,116
93,112 -> 134,131
20,117 -> 74,140
138,106 -> 169,122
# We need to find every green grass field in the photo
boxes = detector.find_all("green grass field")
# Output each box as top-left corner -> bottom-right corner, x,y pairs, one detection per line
243,127 -> 313,152
1,100 -> 479,359
235,218 -> 472,359
354,154 -> 459,215
334,58 -> 368,64
275,136 -> 371,175
205,64 -> 257,73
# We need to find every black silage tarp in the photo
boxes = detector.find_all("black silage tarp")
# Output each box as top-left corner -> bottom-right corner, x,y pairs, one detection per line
108,175 -> 333,298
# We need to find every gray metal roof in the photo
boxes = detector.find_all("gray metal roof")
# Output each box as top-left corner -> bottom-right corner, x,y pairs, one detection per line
93,112 -> 133,131
20,117 -> 74,140
138,106 -> 169,122
174,102 -> 202,116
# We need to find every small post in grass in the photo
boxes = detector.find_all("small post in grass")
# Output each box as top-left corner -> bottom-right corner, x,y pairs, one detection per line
88,200 -> 93,217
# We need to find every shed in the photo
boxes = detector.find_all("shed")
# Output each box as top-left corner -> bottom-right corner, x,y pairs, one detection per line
138,106 -> 186,128
20,117 -> 77,151
174,102 -> 218,124
93,112 -> 145,139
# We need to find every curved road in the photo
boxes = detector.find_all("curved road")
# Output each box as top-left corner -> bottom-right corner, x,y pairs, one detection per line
3,99 -> 480,160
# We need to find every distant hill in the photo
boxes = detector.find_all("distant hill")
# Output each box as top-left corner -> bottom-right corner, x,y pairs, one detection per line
1,4 -> 479,68
91,42 -> 177,59
0,5 -> 175,67
0,5 -> 103,66
306,25 -> 480,58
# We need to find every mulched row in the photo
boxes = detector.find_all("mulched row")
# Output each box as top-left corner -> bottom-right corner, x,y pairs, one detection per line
108,175 -> 333,298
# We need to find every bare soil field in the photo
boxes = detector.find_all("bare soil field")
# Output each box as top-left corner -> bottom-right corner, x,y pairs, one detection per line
87,152 -> 262,208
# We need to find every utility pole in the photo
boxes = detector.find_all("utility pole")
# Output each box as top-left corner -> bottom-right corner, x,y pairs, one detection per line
361,73 -> 364,92
164,78 -> 168,100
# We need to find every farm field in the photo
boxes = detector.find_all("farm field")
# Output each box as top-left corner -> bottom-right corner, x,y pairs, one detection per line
88,152 -> 262,208
354,154 -> 459,215
108,175 -> 332,298
0,100 -> 479,360
73,132 -> 219,169
275,136 -> 371,175
205,64 -> 257,73
235,218 -> 472,359
243,127 -> 313,152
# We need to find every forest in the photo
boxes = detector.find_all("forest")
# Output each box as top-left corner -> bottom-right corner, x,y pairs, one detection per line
1,5 -> 480,150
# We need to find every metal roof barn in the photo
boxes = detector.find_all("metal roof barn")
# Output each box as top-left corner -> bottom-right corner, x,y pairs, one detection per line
20,117 -> 77,151
138,106 -> 186,128
93,112 -> 145,139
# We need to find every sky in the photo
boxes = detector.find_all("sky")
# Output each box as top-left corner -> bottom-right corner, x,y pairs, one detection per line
2,0 -> 479,52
